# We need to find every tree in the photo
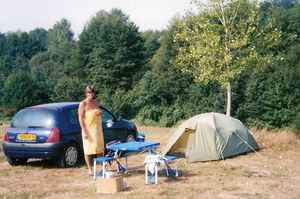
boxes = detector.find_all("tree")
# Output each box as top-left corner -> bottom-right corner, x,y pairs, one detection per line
29,19 -> 77,94
173,0 -> 280,116
1,71 -> 49,110
79,9 -> 146,92
237,62 -> 300,128
141,30 -> 163,63
48,19 -> 74,56
51,77 -> 85,102
28,28 -> 48,55
132,21 -> 205,126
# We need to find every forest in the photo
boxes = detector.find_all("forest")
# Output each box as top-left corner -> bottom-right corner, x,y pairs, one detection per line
0,0 -> 299,130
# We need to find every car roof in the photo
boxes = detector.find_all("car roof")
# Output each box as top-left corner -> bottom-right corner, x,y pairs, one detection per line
28,102 -> 80,111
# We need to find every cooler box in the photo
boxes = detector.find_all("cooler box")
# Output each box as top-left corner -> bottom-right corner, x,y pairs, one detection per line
95,176 -> 124,194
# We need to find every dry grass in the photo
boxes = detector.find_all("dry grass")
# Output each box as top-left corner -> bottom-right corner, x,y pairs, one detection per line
0,124 -> 299,198
252,128 -> 300,151
0,192 -> 42,199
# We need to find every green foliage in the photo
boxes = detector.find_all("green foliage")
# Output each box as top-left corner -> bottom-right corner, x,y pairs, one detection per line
142,30 -> 163,62
172,0 -> 271,116
0,30 -> 48,77
0,4 -> 300,130
291,111 -> 300,131
28,28 -> 48,52
0,29 -> 49,115
237,63 -> 300,128
131,24 -> 191,125
174,0 -> 261,86
29,19 -> 79,102
131,21 -> 225,126
0,55 -> 12,92
51,77 -> 85,102
240,1 -> 300,130
92,88 -> 138,120
1,71 -> 49,113
79,9 -> 146,92
48,19 -> 74,56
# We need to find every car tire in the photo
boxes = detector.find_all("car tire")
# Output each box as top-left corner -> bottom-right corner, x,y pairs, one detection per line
57,144 -> 79,168
6,157 -> 28,166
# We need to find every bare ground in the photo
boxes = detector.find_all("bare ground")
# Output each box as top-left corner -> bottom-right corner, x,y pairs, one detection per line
0,125 -> 300,199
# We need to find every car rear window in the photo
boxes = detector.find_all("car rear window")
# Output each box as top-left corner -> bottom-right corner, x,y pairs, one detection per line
11,108 -> 57,128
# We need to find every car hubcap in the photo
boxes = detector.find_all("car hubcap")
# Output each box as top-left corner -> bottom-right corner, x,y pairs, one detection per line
65,146 -> 78,166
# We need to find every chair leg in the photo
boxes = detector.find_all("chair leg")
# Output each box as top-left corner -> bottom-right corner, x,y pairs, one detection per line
93,160 -> 96,180
145,165 -> 148,184
155,164 -> 158,184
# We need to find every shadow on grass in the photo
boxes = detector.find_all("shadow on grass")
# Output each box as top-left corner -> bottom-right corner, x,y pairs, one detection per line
120,165 -> 195,184
0,192 -> 42,199
24,158 -> 85,169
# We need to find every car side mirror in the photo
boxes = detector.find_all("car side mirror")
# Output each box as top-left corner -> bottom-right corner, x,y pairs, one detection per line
106,119 -> 114,127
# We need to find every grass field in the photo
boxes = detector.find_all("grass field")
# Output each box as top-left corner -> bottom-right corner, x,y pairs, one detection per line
0,124 -> 300,199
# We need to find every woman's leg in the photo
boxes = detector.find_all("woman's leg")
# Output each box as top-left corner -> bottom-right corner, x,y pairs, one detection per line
84,154 -> 93,175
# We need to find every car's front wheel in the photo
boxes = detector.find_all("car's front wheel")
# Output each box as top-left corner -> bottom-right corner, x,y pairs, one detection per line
57,144 -> 79,168
6,157 -> 28,166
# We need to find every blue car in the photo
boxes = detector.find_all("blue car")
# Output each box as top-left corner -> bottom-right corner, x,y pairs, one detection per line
2,102 -> 138,167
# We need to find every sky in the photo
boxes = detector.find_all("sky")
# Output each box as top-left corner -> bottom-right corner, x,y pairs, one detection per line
0,0 -> 194,35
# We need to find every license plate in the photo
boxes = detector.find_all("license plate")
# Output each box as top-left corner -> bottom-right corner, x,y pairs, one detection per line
17,133 -> 37,142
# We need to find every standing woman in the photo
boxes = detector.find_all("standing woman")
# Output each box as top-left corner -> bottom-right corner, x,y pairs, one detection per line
78,85 -> 104,176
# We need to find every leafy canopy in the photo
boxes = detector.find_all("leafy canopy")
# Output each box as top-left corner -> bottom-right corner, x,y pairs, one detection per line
79,9 -> 145,91
173,0 -> 279,87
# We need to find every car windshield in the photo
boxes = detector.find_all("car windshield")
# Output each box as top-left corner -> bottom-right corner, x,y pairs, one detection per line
11,108 -> 56,128
102,109 -> 115,123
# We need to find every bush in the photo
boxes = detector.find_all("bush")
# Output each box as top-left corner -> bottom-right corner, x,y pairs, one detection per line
1,71 -> 49,110
237,64 -> 300,129
291,110 -> 300,132
51,77 -> 85,102
97,89 -> 137,119
160,105 -> 185,127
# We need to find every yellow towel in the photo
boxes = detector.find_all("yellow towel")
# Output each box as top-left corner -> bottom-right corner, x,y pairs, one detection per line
82,109 -> 104,155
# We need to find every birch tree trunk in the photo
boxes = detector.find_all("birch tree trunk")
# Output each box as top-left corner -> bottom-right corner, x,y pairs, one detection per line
226,82 -> 231,116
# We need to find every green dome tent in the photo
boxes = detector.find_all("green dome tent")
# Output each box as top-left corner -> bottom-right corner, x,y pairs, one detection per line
162,113 -> 258,162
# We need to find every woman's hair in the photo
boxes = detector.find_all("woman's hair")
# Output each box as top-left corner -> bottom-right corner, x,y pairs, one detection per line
85,85 -> 96,99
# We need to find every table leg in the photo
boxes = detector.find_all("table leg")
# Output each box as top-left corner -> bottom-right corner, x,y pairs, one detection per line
102,162 -> 106,178
125,156 -> 128,173
116,159 -> 119,172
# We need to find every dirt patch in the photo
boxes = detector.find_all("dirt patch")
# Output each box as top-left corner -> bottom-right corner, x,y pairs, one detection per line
0,125 -> 299,199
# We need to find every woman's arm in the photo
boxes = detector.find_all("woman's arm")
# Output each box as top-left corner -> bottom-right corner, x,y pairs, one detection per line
96,101 -> 102,114
78,101 -> 89,139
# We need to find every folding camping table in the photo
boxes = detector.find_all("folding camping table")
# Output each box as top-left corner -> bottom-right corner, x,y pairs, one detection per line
93,141 -> 160,179
107,141 -> 160,171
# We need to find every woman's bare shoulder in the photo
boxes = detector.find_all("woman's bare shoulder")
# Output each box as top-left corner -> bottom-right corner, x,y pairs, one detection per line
79,100 -> 87,108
